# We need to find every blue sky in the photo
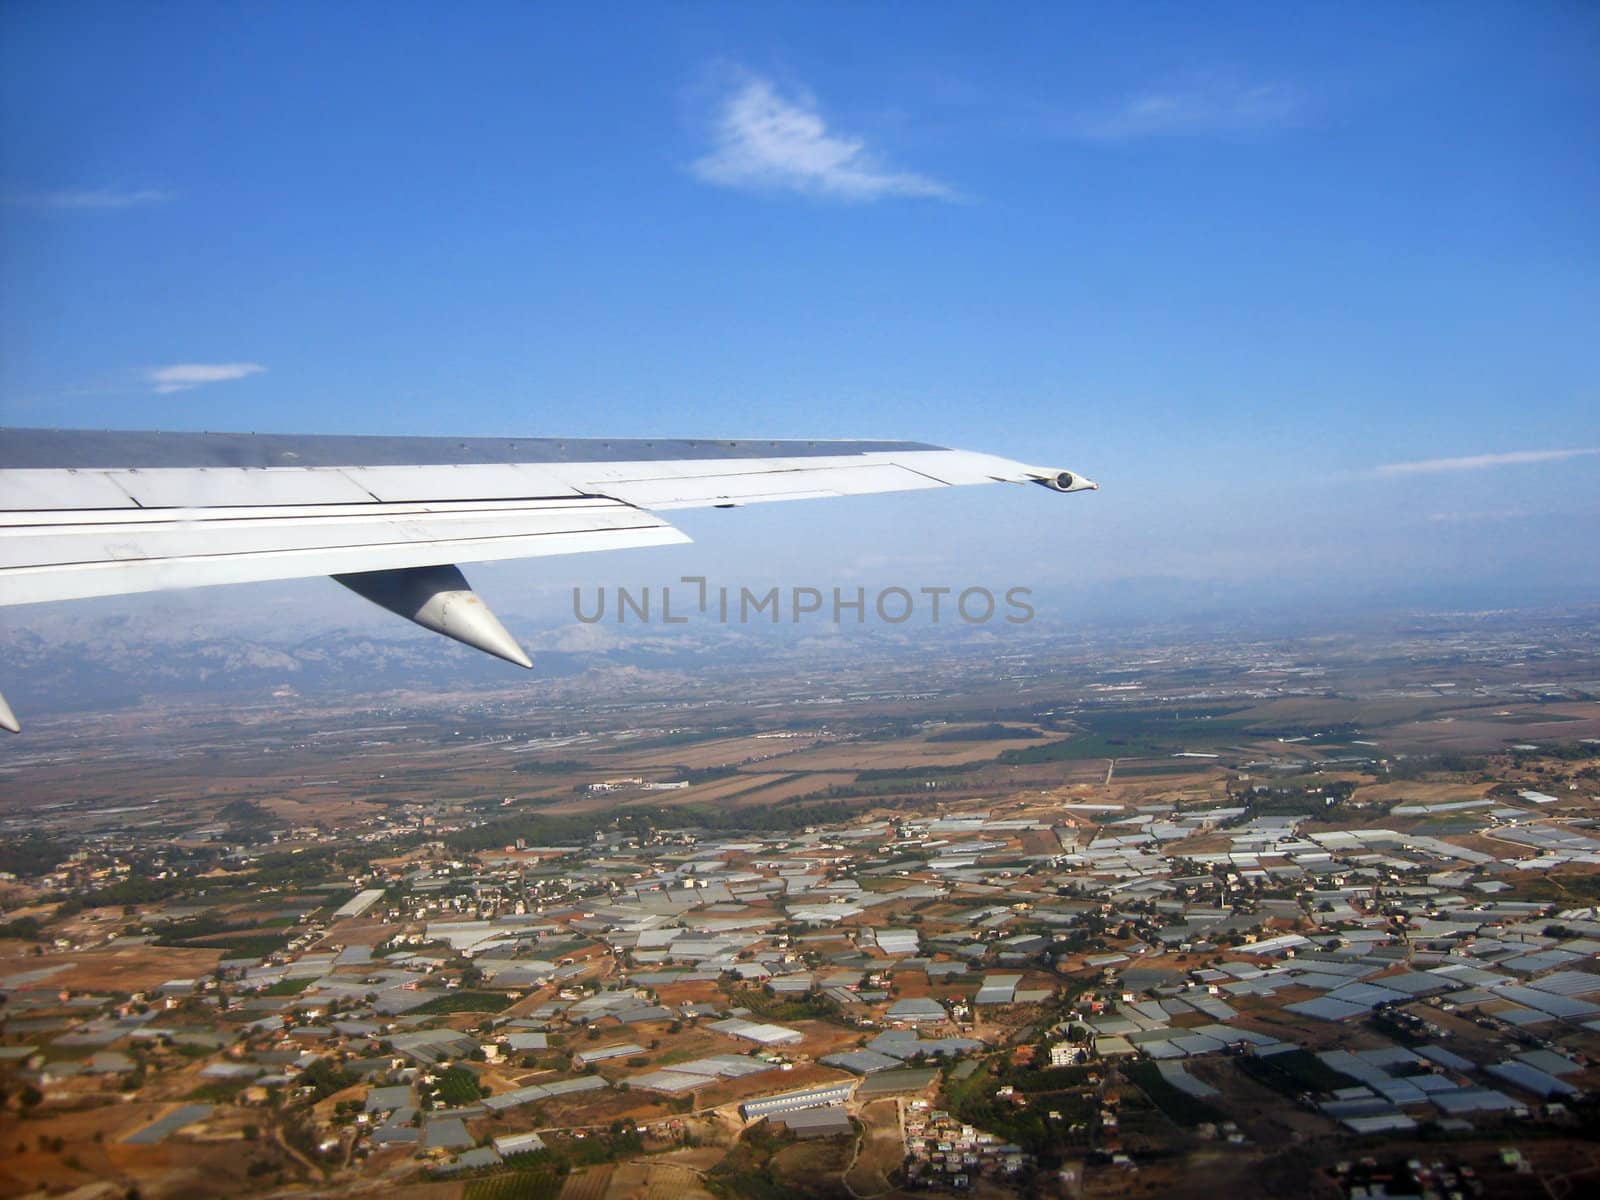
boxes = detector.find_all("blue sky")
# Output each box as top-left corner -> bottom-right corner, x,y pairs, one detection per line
2,2 -> 1597,628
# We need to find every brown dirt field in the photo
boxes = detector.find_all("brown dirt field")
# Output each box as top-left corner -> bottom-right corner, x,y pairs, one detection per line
604,774 -> 819,812
1102,775 -> 1220,807
628,1027 -> 725,1066
601,1162 -> 649,1200
1351,780 -> 1491,805
658,1144 -> 729,1167
1436,831 -> 1533,860
1240,695 -> 1454,728
606,734 -> 825,772
318,917 -> 396,946
502,986 -> 563,1019
650,981 -> 728,1008
628,773 -> 789,807
7,945 -> 224,993
771,1135 -> 854,1189
723,773 -> 859,807
1386,707 -> 1600,752
845,1097 -> 904,1195
1470,829 -> 1546,860
603,1161 -> 716,1200
378,1185 -> 464,1200
561,1164 -> 615,1200
789,1021 -> 874,1059
765,734 -> 1049,772
1041,761 -> 1134,785
0,1100 -> 289,1200
538,1082 -> 712,1130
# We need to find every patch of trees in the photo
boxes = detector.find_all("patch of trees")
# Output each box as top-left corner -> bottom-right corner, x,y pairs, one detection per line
78,876 -> 186,909
941,1061 -> 1077,1166
1235,779 -> 1357,819
295,1058 -> 357,1102
216,799 -> 276,829
1376,754 -> 1489,781
927,723 -> 1044,743
667,764 -> 741,784
1511,742 -> 1596,765
0,835 -> 71,879
1236,1048 -> 1358,1097
512,758 -> 596,775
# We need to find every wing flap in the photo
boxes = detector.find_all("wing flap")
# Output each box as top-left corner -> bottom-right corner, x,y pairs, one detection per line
2,524 -> 689,606
0,497 -> 687,606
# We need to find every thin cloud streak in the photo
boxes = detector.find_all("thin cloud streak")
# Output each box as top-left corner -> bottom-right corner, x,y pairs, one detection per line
147,363 -> 267,394
1375,448 -> 1600,477
4,187 -> 174,210
1425,509 -> 1533,523
1076,81 -> 1302,140
693,75 -> 956,202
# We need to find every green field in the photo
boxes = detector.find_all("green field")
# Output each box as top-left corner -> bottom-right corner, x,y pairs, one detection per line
999,734 -> 1134,763
411,989 -> 514,1015
434,1065 -> 488,1106
1114,761 -> 1218,777
999,706 -> 1260,764
1237,1049 -> 1359,1098
1123,1060 -> 1224,1127
261,976 -> 315,996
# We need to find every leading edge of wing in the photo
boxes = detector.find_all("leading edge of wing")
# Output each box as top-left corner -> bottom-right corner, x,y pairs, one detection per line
0,428 -> 944,471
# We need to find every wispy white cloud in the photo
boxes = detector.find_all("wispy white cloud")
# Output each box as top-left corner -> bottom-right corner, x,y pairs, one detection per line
1375,448 -> 1600,477
1077,80 -> 1301,140
1425,508 -> 1533,523
147,363 -> 267,394
4,187 -> 174,210
693,74 -> 956,202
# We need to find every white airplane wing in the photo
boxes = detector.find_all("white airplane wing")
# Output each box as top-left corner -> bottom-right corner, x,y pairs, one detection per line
0,428 -> 1096,731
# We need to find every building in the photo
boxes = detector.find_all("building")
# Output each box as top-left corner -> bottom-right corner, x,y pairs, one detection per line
775,1106 -> 854,1138
706,1017 -> 804,1046
493,1131 -> 548,1156
740,1083 -> 854,1120
332,889 -> 387,920
886,997 -> 946,1024
571,1042 -> 645,1067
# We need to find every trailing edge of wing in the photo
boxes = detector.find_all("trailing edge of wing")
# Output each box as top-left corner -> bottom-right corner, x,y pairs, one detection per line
0,499 -> 689,606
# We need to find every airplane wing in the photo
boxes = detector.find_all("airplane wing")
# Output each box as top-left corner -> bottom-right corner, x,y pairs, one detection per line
0,428 -> 1096,731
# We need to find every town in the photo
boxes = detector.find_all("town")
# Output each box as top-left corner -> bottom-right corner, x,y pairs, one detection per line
2,612 -> 1599,1199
